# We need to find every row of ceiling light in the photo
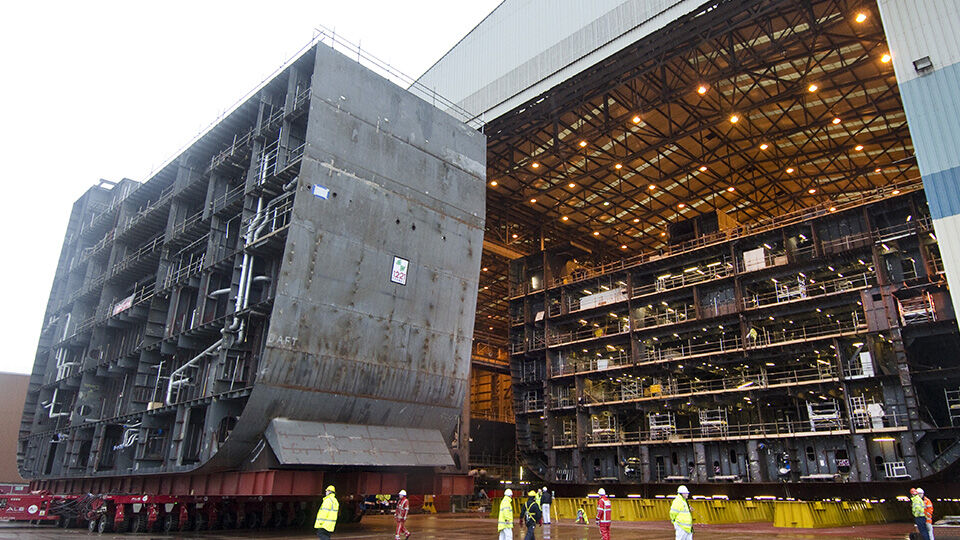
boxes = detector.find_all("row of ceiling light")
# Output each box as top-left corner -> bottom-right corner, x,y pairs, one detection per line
490,10 -> 892,248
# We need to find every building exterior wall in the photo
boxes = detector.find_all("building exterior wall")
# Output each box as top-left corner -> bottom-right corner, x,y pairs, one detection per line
879,0 -> 960,321
416,0 -> 701,121
0,373 -> 29,484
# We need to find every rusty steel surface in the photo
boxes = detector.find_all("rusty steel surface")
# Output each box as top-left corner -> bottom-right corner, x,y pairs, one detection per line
205,44 -> 486,472
0,515 -> 937,539
263,418 -> 454,467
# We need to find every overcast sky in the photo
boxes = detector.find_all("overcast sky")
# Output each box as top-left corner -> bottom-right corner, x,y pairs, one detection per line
0,1 -> 501,375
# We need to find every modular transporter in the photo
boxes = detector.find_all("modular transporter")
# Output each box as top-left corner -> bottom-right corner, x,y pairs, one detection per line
9,39 -> 486,531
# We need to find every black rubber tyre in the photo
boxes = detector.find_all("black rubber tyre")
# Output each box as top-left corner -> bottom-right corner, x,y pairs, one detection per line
192,513 -> 207,531
130,513 -> 144,533
219,510 -> 235,529
98,516 -> 113,534
162,513 -> 176,533
87,518 -> 98,532
246,511 -> 260,529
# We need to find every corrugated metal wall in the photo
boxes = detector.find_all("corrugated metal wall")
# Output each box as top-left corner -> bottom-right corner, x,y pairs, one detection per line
879,0 -> 960,320
417,0 -> 699,121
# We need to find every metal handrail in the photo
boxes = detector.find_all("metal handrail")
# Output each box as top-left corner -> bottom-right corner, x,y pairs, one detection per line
547,178 -> 923,289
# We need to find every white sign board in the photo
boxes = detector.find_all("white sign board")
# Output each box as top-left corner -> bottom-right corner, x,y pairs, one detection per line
391,256 -> 409,285
112,294 -> 136,316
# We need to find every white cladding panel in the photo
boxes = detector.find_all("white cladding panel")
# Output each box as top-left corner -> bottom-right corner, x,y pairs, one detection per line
418,0 -> 699,120
878,0 -> 960,85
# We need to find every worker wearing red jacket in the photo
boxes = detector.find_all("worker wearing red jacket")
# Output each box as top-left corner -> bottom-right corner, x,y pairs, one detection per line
395,490 -> 411,540
596,488 -> 612,540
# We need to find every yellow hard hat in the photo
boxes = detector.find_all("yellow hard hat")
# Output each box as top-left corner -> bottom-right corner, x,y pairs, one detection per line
528,490 -> 536,496
325,485 -> 336,493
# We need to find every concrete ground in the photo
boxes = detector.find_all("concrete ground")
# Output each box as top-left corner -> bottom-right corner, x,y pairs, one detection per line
0,514 -> 955,539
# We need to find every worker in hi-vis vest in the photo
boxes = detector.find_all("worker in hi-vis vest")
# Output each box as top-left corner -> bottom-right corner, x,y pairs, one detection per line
595,488 -> 612,540
498,489 -> 514,540
315,485 -> 339,540
670,485 -> 693,540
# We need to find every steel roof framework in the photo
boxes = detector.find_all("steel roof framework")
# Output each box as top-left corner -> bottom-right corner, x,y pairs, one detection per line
476,0 -> 914,341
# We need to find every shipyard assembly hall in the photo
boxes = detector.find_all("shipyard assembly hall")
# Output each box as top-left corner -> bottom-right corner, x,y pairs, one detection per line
9,0 -> 960,536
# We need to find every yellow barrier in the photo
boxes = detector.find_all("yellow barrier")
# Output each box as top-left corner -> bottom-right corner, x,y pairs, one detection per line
492,497 -> 772,524
489,497 -> 960,528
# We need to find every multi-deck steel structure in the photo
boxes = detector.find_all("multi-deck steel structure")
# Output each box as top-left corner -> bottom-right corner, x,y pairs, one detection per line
18,38 -> 486,515
509,186 -> 960,487
417,0 -> 960,491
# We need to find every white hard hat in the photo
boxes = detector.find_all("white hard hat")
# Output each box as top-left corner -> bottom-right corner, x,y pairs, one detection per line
504,489 -> 513,497
917,488 -> 924,495
399,490 -> 407,497
542,486 -> 548,491
597,488 -> 606,495
678,485 -> 690,495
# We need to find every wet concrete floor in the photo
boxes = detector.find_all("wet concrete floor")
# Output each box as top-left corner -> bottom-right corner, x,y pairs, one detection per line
1,514 -> 955,539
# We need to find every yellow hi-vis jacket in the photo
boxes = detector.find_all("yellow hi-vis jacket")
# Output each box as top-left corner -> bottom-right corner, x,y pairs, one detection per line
669,494 -> 693,533
911,494 -> 925,518
315,493 -> 339,532
498,496 -> 514,531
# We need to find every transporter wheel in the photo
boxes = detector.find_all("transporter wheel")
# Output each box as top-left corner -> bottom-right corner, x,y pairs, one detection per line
192,513 -> 207,531
59,517 -> 75,528
130,513 -> 144,533
162,513 -> 176,533
292,509 -> 306,528
221,510 -> 237,529
245,511 -> 261,529
87,518 -> 98,533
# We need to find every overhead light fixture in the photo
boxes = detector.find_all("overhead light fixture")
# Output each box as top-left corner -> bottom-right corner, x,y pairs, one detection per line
530,198 -> 537,203
512,233 -> 518,239
660,232 -> 667,237
855,12 -> 867,23
727,186 -> 735,192
579,140 -> 588,148
786,167 -> 795,173
561,216 -> 569,222
881,53 -> 892,64
808,83 -> 819,92
531,162 -> 540,169
697,84 -> 708,95
490,180 -> 498,186
808,188 -> 817,194
678,203 -> 686,209
829,206 -> 837,212
632,115 -> 642,124
632,218 -> 639,223
875,167 -> 882,173
482,267 -> 488,271
648,184 -> 656,191
913,56 -> 934,73
593,231 -> 600,236
615,163 -> 623,170
855,144 -> 864,151
759,143 -> 769,150
729,114 -> 740,123
699,165 -> 708,172
832,117 -> 842,125
568,182 -> 576,188
620,244 -> 628,250
892,189 -> 901,195
603,201 -> 610,206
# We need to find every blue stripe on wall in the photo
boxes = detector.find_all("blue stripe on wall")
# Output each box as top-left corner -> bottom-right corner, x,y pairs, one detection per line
900,60 -> 960,176
923,165 -> 960,220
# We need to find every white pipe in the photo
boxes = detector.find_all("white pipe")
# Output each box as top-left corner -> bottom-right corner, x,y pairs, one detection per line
44,387 -> 69,418
165,339 -> 223,405
207,287 -> 231,298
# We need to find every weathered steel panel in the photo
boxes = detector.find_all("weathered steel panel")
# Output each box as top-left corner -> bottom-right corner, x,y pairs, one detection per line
203,43 -> 485,471
264,418 -> 454,467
